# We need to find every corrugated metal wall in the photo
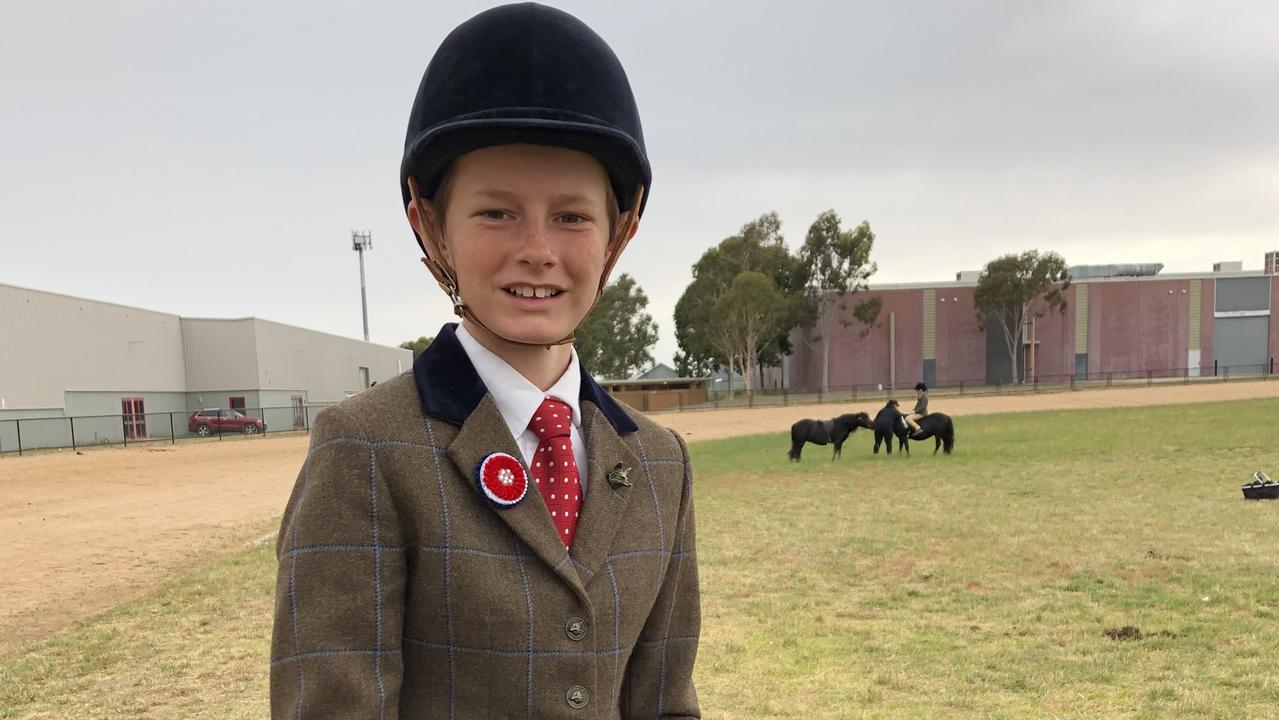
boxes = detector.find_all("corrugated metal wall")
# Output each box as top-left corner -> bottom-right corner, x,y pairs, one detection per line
1074,284 -> 1089,354
180,318 -> 260,392
1188,281 -> 1202,350
921,289 -> 936,360
0,284 -> 187,410
253,319 -> 411,403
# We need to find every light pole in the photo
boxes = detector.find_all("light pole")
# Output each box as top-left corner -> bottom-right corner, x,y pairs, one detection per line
352,230 -> 372,341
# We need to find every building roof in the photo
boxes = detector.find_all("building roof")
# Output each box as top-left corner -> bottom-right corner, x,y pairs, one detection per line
0,282 -> 402,350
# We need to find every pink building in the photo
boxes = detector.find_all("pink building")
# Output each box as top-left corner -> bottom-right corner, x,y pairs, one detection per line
774,264 -> 1277,392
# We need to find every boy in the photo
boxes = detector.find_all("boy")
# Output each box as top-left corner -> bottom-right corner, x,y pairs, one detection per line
904,381 -> 929,436
270,5 -> 700,718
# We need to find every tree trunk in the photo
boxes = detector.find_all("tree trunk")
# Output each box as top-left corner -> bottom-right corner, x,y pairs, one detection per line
998,309 -> 1022,385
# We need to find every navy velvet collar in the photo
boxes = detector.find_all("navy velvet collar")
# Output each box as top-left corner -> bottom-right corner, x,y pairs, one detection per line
413,323 -> 638,435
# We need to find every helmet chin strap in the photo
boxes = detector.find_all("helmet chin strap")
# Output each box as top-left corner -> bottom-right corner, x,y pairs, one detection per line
407,177 -> 643,350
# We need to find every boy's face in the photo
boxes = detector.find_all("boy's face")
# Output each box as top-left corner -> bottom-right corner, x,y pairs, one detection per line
415,144 -> 619,347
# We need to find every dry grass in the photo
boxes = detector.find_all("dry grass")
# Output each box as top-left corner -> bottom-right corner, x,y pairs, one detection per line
3,400 -> 1278,718
0,529 -> 276,719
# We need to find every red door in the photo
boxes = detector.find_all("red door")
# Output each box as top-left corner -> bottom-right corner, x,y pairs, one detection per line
121,398 -> 147,440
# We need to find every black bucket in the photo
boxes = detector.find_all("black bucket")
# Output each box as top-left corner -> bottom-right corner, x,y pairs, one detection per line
1242,471 -> 1278,500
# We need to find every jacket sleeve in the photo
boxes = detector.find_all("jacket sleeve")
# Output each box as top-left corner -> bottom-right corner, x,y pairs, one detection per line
270,405 -> 407,719
621,429 -> 701,719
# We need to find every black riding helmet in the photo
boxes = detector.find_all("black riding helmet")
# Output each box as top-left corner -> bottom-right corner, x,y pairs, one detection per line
915,382 -> 928,391
400,3 -> 651,225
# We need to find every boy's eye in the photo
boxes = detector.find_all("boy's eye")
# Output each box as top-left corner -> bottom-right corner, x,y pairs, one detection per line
479,209 -> 509,221
559,213 -> 586,225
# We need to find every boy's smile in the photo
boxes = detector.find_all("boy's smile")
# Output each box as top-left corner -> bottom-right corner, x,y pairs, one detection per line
504,285 -> 563,299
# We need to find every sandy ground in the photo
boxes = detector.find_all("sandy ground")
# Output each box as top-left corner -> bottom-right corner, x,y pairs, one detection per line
3,379 -> 1278,652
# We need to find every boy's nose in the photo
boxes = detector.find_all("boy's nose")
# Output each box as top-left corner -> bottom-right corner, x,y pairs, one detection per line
515,222 -> 555,266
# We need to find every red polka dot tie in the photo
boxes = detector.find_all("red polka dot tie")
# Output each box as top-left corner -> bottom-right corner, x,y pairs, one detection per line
528,397 -> 582,550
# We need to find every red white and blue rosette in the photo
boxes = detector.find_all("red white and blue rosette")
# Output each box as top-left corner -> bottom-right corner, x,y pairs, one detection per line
475,452 -> 528,508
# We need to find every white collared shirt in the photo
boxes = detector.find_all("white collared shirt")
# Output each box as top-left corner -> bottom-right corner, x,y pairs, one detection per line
455,325 -> 588,494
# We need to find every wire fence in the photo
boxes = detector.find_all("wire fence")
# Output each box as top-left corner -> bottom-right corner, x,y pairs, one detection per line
688,360 -> 1276,412
0,405 -> 336,456
1,360 -> 1273,452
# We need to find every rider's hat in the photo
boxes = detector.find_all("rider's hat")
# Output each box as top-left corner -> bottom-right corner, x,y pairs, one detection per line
400,3 -> 650,223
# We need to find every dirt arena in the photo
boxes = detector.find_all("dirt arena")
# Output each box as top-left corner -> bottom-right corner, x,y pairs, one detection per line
3,380 -> 1278,652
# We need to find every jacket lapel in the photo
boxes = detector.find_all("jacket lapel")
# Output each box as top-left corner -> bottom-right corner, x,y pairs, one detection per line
569,401 -> 643,583
444,394 -> 583,591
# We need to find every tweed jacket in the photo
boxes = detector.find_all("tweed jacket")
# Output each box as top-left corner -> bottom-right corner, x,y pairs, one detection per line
270,325 -> 700,719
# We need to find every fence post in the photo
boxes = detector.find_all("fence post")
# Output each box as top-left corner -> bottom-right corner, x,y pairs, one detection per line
70,417 -> 77,452
1213,359 -> 1218,377
1106,373 -> 1113,388
122,415 -> 128,447
1147,370 -> 1153,386
748,390 -> 754,408
960,380 -> 965,396
782,387 -> 788,406
16,419 -> 22,456
817,386 -> 823,404
1033,376 -> 1039,393
170,413 -> 176,444
305,405 -> 311,431
1070,375 -> 1076,391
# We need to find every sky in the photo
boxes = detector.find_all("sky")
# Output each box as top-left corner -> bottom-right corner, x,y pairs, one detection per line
3,1 -> 1277,368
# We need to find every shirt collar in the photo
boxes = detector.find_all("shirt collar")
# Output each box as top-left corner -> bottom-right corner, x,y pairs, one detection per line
455,324 -> 583,440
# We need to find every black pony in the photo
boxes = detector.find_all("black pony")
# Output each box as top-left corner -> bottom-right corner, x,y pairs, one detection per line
908,413 -> 956,455
788,412 -> 872,461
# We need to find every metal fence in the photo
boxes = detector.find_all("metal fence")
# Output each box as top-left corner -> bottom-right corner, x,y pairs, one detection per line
0,405 -> 336,456
693,360 -> 1276,411
2,360 -> 1273,451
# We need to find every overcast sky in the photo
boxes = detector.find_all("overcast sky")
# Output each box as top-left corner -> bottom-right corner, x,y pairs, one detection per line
3,1 -> 1277,368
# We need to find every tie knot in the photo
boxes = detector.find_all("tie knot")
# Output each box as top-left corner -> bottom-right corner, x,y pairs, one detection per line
529,397 -> 572,441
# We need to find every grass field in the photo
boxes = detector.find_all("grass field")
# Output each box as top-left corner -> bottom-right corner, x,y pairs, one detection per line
3,400 -> 1278,718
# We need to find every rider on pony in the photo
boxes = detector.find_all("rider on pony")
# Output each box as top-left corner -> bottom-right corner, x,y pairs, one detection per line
905,381 -> 929,437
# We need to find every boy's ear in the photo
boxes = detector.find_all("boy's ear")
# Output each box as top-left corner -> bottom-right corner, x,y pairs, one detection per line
406,198 -> 449,263
608,211 -> 640,253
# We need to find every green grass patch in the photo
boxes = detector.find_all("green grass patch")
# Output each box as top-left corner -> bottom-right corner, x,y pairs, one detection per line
695,400 -> 1279,718
3,400 -> 1278,718
0,541 -> 277,719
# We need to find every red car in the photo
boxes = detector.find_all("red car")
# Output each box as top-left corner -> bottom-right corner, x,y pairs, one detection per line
188,408 -> 266,435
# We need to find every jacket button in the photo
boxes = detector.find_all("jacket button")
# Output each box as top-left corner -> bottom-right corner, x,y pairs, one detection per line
567,685 -> 589,709
566,617 -> 586,641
